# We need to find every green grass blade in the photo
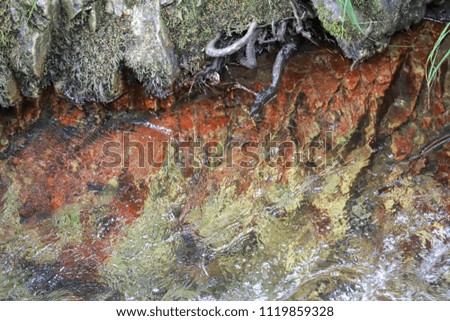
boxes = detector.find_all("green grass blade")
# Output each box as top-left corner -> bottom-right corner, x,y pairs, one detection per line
427,50 -> 450,87
27,0 -> 38,22
336,0 -> 364,36
427,23 -> 450,66
426,22 -> 450,87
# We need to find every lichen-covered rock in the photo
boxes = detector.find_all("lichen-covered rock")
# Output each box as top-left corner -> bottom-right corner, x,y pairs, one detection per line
124,0 -> 177,98
48,3 -> 126,103
312,0 -> 435,60
60,0 -> 91,20
0,55 -> 21,108
2,0 -> 58,98
51,0 -> 176,103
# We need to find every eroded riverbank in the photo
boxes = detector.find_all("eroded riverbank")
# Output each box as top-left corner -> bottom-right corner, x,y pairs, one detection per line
0,20 -> 449,300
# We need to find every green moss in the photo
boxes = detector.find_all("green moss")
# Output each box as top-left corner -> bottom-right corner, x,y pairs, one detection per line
317,0 -> 385,42
0,1 -> 14,48
48,6 -> 126,103
352,0 -> 381,16
0,0 -> 44,48
316,2 -> 361,42
0,171 -> 21,228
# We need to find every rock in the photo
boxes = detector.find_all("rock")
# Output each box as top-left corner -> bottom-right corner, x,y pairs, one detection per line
60,0 -> 91,20
124,0 -> 177,98
312,0 -> 434,60
6,0 -> 58,98
425,0 -> 450,22
49,2 -> 127,103
0,55 -> 21,108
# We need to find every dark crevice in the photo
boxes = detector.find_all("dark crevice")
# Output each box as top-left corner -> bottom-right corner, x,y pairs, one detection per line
371,50 -> 411,150
288,91 -> 307,150
340,50 -> 413,236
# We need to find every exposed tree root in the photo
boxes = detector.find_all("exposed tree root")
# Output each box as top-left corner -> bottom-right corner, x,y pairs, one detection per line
239,29 -> 261,69
409,131 -> 450,162
206,21 -> 259,58
198,1 -> 318,107
249,42 -> 297,117
204,1 -> 316,70
377,130 -> 450,195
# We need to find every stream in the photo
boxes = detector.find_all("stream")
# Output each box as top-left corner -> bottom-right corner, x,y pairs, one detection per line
0,20 -> 449,301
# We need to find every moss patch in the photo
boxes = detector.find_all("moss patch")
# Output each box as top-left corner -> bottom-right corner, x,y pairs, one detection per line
0,1 -> 14,49
316,1 -> 361,42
